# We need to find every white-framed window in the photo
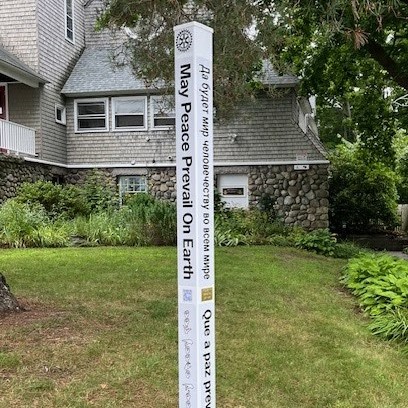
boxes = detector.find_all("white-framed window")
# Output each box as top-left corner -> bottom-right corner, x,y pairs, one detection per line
112,97 -> 147,131
55,104 -> 66,125
151,95 -> 175,129
119,176 -> 147,203
65,0 -> 74,43
74,98 -> 108,132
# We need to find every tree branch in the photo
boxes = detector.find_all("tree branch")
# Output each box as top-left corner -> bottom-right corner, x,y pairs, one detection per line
364,39 -> 408,90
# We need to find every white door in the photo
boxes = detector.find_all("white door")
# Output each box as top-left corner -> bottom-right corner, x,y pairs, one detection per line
218,174 -> 248,209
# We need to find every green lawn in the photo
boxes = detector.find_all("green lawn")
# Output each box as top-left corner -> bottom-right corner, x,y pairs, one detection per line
0,246 -> 408,407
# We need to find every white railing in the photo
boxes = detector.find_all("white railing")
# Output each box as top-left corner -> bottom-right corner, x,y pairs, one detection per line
0,119 -> 36,156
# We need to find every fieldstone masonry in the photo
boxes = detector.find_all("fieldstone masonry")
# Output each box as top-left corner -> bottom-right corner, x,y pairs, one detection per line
0,155 -> 64,205
148,168 -> 177,202
0,155 -> 329,230
64,168 -> 116,192
248,164 -> 329,229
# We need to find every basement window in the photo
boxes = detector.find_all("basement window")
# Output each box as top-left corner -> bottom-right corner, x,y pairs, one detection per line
119,176 -> 147,204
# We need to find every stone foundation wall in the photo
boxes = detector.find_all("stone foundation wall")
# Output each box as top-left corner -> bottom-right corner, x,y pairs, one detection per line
248,164 -> 329,229
0,156 -> 329,230
64,168 -> 117,194
0,155 -> 65,205
148,168 -> 177,201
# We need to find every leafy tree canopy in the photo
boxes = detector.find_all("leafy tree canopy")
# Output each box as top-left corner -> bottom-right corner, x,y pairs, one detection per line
99,0 -> 408,160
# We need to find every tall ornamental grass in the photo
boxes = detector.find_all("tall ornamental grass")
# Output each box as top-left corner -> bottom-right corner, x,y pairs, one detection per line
69,195 -> 177,247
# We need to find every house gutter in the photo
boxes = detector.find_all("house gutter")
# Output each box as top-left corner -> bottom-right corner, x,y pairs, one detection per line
23,157 -> 330,169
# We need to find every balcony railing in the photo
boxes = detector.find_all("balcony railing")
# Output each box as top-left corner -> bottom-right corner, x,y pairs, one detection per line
0,119 -> 36,156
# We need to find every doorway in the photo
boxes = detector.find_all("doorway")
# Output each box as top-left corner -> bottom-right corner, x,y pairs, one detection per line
0,85 -> 7,120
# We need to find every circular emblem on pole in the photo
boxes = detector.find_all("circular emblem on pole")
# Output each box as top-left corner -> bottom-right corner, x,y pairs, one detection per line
176,29 -> 193,52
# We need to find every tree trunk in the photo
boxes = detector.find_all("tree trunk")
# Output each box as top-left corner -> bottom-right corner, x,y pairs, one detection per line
0,273 -> 22,314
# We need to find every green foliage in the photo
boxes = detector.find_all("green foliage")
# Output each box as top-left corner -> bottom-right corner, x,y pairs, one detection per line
329,142 -> 399,233
393,131 -> 408,203
123,194 -> 177,246
72,213 -> 126,246
71,195 -> 177,247
0,200 -> 48,248
214,217 -> 248,247
369,309 -> 408,342
257,195 -> 277,223
332,241 -> 366,259
294,229 -> 337,256
342,254 -> 408,342
32,223 -> 72,248
15,180 -> 89,219
98,0 -> 408,165
0,199 -> 72,248
81,169 -> 118,213
396,150 -> 408,204
214,208 -> 286,246
342,254 -> 408,315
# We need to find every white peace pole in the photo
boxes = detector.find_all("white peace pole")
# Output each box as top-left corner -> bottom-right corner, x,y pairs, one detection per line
174,22 -> 215,408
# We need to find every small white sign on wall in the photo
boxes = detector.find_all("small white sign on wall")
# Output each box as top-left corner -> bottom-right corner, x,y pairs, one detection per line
294,164 -> 310,170
218,174 -> 248,209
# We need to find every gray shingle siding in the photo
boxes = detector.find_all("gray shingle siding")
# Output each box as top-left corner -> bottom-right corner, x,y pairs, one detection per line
8,83 -> 41,131
36,0 -> 85,162
1,0 -> 327,171
0,0 -> 38,70
84,0 -> 126,49
214,93 -> 325,163
66,92 -> 326,166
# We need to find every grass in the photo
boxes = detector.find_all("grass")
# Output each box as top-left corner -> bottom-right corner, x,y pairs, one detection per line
0,246 -> 407,407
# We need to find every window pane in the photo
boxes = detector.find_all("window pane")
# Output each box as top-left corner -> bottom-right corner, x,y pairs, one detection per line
152,96 -> 175,127
115,115 -> 144,128
78,102 -> 105,115
78,118 -> 106,129
154,117 -> 175,127
120,176 -> 147,196
67,17 -> 73,31
115,99 -> 145,114
152,96 -> 174,116
66,0 -> 73,14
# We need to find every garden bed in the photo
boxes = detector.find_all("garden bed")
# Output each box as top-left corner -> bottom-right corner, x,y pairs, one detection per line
344,233 -> 408,251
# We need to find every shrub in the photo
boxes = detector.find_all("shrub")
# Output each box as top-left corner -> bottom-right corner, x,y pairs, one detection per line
81,169 -> 118,213
213,208 -> 286,245
214,217 -> 248,246
342,254 -> 408,343
257,195 -> 277,223
15,180 -> 89,219
332,241 -> 366,259
294,229 -> 337,256
342,254 -> 408,315
329,142 -> 399,233
268,234 -> 296,247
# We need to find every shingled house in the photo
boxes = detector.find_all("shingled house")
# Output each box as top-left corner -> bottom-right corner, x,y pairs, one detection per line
0,0 -> 329,229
